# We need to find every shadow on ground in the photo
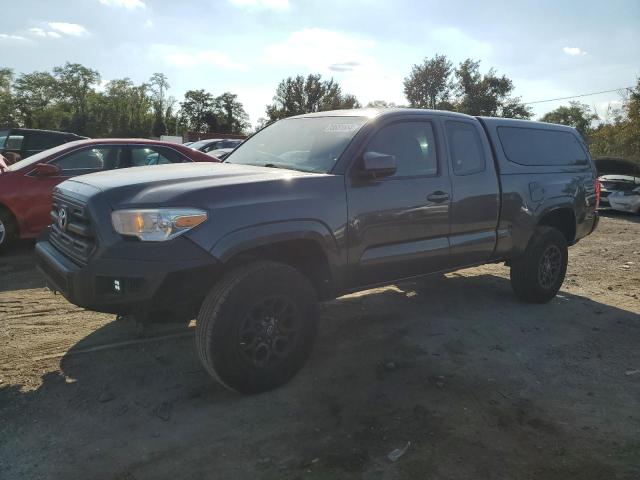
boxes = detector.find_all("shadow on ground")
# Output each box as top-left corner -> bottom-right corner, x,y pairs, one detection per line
0,240 -> 42,292
1,273 -> 639,480
598,209 -> 640,224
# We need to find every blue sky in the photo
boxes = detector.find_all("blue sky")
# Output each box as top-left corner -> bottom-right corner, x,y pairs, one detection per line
1,0 -> 638,127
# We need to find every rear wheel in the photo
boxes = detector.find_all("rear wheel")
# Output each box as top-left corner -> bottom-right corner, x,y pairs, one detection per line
196,261 -> 318,394
0,209 -> 17,253
510,226 -> 568,303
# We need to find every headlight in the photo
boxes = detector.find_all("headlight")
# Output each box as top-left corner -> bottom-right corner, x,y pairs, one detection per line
111,208 -> 208,241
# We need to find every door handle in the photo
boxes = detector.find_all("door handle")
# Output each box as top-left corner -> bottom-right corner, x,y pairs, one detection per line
426,191 -> 450,203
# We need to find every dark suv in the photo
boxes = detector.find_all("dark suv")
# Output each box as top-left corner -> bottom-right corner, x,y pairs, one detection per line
36,109 -> 599,394
0,127 -> 86,164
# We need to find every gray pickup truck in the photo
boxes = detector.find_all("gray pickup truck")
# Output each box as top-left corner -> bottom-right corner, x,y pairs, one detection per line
35,108 -> 600,393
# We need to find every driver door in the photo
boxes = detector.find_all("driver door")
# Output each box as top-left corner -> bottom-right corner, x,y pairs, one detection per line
347,119 -> 452,287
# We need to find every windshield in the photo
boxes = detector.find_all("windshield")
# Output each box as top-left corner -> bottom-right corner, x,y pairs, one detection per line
225,116 -> 367,173
0,129 -> 8,148
7,140 -> 84,171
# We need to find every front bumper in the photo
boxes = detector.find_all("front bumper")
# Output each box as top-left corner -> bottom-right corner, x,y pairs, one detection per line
35,236 -> 221,316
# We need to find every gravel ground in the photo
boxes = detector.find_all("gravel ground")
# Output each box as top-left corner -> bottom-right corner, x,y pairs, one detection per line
0,212 -> 639,480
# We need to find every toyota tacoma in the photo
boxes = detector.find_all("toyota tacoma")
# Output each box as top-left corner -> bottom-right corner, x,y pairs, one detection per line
35,109 -> 600,393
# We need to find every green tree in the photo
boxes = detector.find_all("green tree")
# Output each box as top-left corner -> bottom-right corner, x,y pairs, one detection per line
94,78 -> 154,137
150,72 -> 170,137
0,68 -> 15,126
590,79 -> 640,163
454,59 -> 531,118
180,89 -> 215,132
214,92 -> 250,134
53,62 -> 101,135
403,54 -> 454,109
13,71 -> 60,128
266,74 -> 361,121
540,101 -> 598,137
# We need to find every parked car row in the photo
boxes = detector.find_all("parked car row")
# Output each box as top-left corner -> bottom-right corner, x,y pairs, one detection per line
185,138 -> 244,160
0,138 -> 219,250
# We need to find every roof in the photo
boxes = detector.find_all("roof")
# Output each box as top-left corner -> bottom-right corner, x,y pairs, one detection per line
288,109 -> 583,134
0,127 -> 86,137
290,108 -> 476,120
64,138 -> 191,148
478,116 -> 580,133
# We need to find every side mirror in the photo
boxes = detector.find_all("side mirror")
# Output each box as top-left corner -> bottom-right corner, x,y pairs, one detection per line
361,151 -> 396,179
33,163 -> 61,177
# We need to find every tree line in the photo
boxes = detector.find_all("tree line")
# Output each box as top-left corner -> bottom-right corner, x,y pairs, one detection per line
0,63 -> 250,137
540,86 -> 640,165
0,56 -> 638,164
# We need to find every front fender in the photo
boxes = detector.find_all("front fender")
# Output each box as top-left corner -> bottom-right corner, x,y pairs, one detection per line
210,220 -> 345,284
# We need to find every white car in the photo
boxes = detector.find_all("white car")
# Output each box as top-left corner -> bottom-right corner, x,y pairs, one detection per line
608,186 -> 640,214
598,174 -> 640,207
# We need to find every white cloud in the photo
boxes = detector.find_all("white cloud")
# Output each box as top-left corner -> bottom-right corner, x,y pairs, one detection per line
563,46 -> 586,56
144,19 -> 154,28
429,27 -> 493,60
264,28 -> 376,72
0,33 -> 26,41
229,0 -> 289,10
29,27 -> 62,38
150,44 -> 247,70
48,22 -> 89,36
263,29 -> 404,109
99,0 -> 146,9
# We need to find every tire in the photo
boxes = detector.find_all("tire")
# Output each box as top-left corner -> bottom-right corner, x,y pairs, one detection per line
510,226 -> 568,303
0,208 -> 17,253
196,261 -> 318,394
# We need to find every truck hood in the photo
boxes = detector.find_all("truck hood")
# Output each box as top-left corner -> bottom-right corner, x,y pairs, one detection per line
65,162 -> 327,208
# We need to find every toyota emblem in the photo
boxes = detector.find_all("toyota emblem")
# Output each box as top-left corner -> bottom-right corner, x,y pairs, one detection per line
58,207 -> 68,231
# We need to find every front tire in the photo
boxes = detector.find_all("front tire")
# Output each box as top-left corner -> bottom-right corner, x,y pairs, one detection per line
0,209 -> 17,253
510,226 -> 568,303
196,261 -> 318,394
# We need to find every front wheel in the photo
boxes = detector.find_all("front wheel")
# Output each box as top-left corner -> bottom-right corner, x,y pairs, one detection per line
0,209 -> 17,253
510,226 -> 568,303
196,261 -> 318,394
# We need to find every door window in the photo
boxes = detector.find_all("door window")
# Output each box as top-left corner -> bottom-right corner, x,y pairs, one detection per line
445,121 -> 486,176
364,122 -> 438,178
130,146 -> 187,166
52,147 -> 124,175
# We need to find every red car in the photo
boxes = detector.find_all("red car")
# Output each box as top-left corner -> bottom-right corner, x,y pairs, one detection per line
0,138 -> 218,250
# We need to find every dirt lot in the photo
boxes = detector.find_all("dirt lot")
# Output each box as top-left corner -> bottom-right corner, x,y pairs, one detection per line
1,212 -> 639,480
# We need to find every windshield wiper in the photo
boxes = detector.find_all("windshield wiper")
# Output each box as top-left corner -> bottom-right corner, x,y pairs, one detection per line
263,163 -> 290,169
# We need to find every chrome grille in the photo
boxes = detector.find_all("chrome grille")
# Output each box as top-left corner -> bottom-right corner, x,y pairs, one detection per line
50,194 -> 95,265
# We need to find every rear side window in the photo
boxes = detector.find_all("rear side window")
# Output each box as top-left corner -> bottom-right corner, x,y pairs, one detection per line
0,129 -> 8,148
5,134 -> 24,150
498,126 -> 588,166
445,121 -> 485,175
130,146 -> 187,166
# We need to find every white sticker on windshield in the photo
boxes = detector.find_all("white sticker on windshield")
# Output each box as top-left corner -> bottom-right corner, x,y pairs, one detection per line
323,123 -> 360,133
